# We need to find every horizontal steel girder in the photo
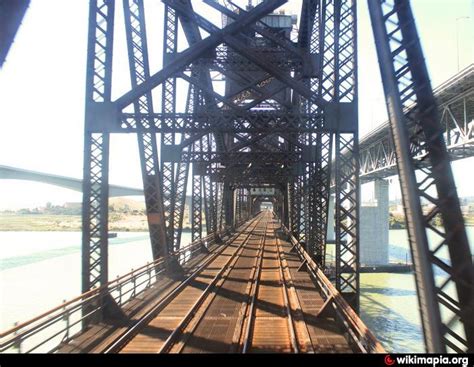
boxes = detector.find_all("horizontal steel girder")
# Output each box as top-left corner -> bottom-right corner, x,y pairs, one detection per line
119,112 -> 326,133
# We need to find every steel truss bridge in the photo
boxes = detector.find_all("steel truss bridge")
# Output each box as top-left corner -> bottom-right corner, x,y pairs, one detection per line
359,64 -> 474,181
1,0 -> 473,354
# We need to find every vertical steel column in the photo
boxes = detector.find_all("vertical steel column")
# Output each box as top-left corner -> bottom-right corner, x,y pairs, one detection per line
211,180 -> 218,233
307,0 -> 333,268
289,180 -> 301,239
202,149 -> 216,236
161,4 -> 178,253
307,163 -> 316,257
216,182 -> 225,232
202,175 -> 211,236
331,0 -> 359,312
172,159 -> 190,250
248,189 -> 252,219
282,185 -> 289,229
314,134 -> 332,267
234,188 -> 239,226
191,110 -> 203,242
300,0 -> 318,261
173,96 -> 193,253
237,188 -> 243,225
334,132 -> 359,311
288,181 -> 294,235
191,167 -> 202,243
368,0 -> 474,352
240,189 -> 245,225
171,80 -> 194,249
320,0 -> 339,274
82,0 -> 115,294
223,182 -> 235,228
209,179 -> 217,232
123,0 -> 168,260
298,173 -> 307,246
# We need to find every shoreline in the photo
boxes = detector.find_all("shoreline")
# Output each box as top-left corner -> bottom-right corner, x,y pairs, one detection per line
1,213 -> 473,232
0,214 -> 193,232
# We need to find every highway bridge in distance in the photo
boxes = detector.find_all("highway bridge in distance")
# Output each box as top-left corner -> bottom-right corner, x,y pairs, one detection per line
0,164 -> 142,197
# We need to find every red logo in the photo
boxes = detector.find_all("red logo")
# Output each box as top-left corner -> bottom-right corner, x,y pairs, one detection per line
384,355 -> 395,366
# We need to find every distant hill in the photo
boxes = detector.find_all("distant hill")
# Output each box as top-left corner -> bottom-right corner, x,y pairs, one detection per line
109,197 -> 145,212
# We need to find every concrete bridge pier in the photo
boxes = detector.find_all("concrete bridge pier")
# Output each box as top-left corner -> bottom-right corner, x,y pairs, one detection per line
326,179 -> 389,267
360,179 -> 389,266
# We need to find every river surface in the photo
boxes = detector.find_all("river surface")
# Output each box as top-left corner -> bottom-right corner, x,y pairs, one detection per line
2,228 -> 474,352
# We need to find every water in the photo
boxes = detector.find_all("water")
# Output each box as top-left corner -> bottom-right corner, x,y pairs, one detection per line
1,228 -> 473,352
360,227 -> 474,353
0,231 -> 191,332
360,272 -> 424,353
359,228 -> 424,352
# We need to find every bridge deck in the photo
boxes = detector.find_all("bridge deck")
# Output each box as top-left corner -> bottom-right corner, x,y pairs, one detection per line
59,212 -> 352,353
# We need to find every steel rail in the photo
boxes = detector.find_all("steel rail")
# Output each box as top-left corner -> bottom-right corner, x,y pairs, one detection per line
275,232 -> 299,353
276,235 -> 315,353
280,223 -> 385,353
157,213 -> 268,353
240,216 -> 269,353
103,214 -> 263,353
0,227 -> 224,339
169,216 -> 271,353
0,217 -> 258,353
229,216 -> 268,352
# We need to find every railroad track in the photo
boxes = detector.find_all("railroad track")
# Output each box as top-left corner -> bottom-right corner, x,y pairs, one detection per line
102,212 -> 265,353
102,211 -> 316,353
234,216 -> 311,353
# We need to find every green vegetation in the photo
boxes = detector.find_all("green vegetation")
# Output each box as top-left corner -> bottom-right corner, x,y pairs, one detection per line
2,198 -> 473,232
0,198 -> 148,232
465,216 -> 474,226
0,213 -> 153,232
389,212 -> 406,229
0,197 -> 195,232
389,211 -> 474,229
0,214 -> 82,231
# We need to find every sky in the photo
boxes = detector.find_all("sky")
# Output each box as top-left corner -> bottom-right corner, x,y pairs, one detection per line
0,0 -> 473,209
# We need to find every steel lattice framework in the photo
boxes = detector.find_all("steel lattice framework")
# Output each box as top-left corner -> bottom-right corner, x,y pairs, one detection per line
368,0 -> 473,352
359,65 -> 474,181
82,0 -> 474,352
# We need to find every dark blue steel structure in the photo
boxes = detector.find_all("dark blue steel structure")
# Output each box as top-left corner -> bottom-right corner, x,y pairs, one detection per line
75,0 -> 473,353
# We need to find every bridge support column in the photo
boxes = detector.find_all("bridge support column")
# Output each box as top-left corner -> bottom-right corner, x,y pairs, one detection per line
224,183 -> 235,229
82,0 -> 115,302
334,132 -> 360,314
123,0 -> 168,263
326,194 -> 335,245
191,172 -> 202,243
360,179 -> 389,266
282,187 -> 289,228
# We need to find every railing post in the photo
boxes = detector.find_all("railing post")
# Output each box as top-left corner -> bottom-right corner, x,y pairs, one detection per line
62,300 -> 70,342
13,322 -> 22,353
117,275 -> 122,305
147,262 -> 152,287
131,269 -> 136,298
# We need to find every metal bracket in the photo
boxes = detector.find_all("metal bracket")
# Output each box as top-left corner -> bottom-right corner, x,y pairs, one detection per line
86,102 -> 121,133
200,242 -> 209,254
161,145 -> 183,162
297,259 -> 308,272
316,295 -> 335,319
302,52 -> 321,78
325,102 -> 357,133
